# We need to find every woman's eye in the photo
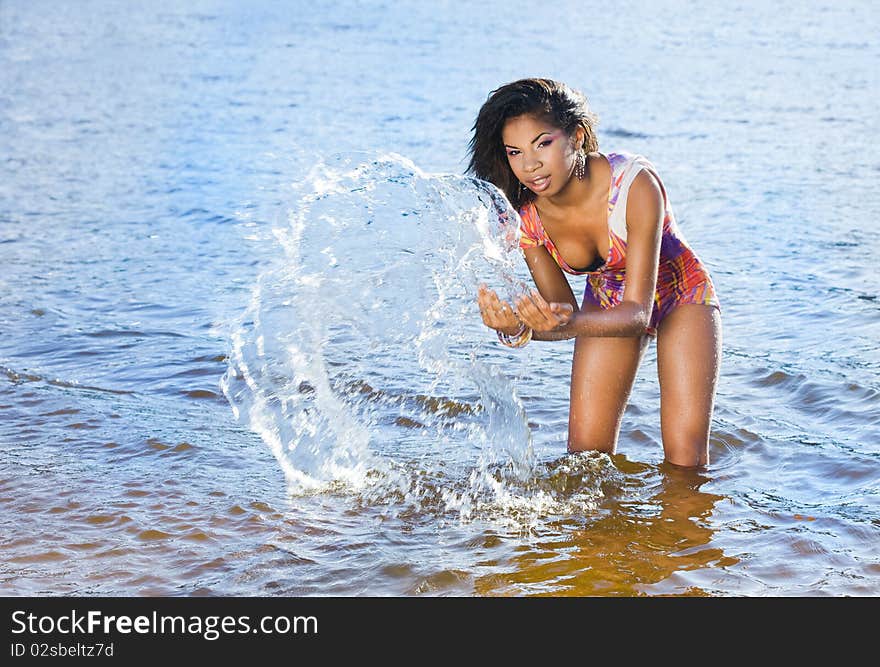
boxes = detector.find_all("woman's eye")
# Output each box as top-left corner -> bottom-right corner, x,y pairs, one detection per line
506,150 -> 520,157
538,140 -> 553,148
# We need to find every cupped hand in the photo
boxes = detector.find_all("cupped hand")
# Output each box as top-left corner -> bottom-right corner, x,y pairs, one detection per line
477,284 -> 522,334
514,289 -> 574,332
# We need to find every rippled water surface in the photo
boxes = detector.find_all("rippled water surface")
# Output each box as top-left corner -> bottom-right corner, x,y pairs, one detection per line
2,0 -> 878,596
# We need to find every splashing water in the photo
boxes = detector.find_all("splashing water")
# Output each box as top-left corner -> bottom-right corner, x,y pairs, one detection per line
221,152 -> 612,523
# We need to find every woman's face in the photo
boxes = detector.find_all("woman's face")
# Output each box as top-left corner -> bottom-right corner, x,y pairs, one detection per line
501,114 -> 580,198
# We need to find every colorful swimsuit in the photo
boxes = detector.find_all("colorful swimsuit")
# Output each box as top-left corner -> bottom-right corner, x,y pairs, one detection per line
518,151 -> 720,336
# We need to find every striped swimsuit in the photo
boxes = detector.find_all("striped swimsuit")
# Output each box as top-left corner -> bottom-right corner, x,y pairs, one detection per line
518,151 -> 720,335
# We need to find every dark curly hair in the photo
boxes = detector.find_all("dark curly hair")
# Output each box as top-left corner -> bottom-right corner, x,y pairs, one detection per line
466,78 -> 599,209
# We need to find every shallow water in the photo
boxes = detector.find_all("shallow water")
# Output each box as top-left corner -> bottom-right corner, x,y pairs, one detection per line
1,0 -> 878,596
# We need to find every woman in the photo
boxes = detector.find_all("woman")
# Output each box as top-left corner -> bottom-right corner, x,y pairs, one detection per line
469,78 -> 721,467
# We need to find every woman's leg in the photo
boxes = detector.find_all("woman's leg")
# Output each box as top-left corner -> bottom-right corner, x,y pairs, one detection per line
568,318 -> 649,453
656,304 -> 722,467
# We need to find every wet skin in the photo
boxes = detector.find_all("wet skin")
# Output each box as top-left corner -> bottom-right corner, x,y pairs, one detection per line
476,114 -> 721,467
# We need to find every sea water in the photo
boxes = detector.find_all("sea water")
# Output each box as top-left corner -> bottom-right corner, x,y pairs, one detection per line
1,0 -> 878,596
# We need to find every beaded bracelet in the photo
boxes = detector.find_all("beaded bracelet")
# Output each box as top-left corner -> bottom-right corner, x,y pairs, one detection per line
496,322 -> 533,348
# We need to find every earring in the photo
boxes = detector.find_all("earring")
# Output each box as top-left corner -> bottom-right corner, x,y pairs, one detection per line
574,151 -> 586,180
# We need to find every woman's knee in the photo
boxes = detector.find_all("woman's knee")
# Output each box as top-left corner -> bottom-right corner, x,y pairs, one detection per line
567,424 -> 619,454
662,435 -> 708,467
567,440 -> 617,455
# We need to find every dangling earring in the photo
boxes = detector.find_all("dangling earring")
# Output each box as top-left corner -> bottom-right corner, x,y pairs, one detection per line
574,151 -> 586,180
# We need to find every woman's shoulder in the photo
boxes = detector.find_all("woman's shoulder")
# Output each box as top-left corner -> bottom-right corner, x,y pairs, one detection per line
517,199 -> 540,222
602,150 -> 651,172
604,151 -> 665,192
517,201 -> 535,218
516,200 -> 544,244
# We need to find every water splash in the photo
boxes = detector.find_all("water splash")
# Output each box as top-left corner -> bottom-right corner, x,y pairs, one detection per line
221,151 -> 611,522
223,154 -> 525,479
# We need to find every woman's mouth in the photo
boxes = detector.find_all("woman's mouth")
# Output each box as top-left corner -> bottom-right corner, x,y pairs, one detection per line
529,175 -> 550,192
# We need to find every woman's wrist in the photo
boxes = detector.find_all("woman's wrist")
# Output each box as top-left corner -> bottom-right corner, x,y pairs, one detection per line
496,321 -> 532,348
498,322 -> 526,337
525,311 -> 584,342
554,309 -> 578,332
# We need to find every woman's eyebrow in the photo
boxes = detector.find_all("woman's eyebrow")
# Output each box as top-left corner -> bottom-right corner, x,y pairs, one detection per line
504,132 -> 554,149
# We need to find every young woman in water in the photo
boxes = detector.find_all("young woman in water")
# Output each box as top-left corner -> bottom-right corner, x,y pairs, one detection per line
469,78 -> 721,467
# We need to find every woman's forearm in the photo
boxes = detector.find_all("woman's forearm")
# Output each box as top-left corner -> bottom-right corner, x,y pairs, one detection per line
531,301 -> 651,341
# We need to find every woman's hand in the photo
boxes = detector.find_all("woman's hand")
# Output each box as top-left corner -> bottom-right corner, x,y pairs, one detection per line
477,284 -> 522,335
514,289 -> 574,332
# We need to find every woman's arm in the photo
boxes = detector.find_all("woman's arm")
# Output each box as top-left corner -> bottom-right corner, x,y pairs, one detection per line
477,243 -> 576,338
521,244 -> 579,310
516,245 -> 577,340
516,170 -> 664,340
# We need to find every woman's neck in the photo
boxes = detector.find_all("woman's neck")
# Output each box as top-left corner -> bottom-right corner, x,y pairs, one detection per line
536,159 -> 602,216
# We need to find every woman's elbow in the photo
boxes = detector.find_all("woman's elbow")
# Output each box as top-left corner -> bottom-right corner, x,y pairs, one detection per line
630,317 -> 651,337
624,301 -> 653,336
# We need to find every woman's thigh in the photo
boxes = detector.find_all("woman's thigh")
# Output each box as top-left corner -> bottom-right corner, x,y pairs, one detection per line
656,304 -> 722,466
568,327 -> 648,453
